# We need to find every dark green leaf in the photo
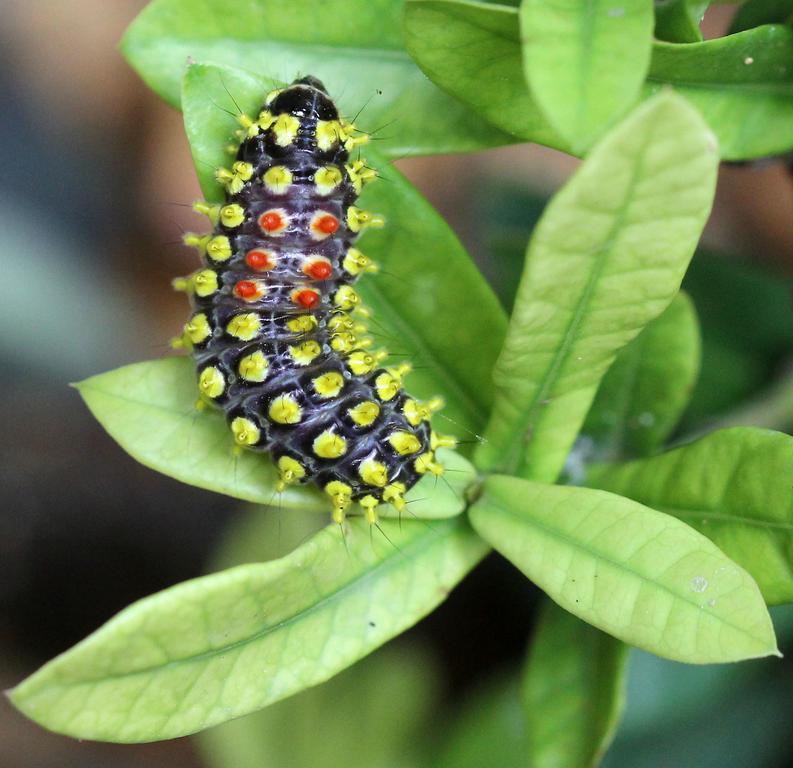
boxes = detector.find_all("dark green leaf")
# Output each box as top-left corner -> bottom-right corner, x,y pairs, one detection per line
198,644 -> 439,768
475,93 -> 717,481
729,0 -> 793,33
583,292 -> 701,460
9,517 -> 487,742
522,601 -> 629,768
520,0 -> 654,153
587,427 -> 793,604
404,0 -> 793,159
654,0 -> 709,43
121,0 -> 513,157
469,475 -> 778,663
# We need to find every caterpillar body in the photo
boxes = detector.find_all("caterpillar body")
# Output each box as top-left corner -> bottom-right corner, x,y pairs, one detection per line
175,76 -> 455,524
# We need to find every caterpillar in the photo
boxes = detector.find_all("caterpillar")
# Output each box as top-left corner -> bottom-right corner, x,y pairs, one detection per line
174,76 -> 455,524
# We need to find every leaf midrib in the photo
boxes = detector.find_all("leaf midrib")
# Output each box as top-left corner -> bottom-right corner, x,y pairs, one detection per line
28,519 -> 466,692
480,493 -> 770,645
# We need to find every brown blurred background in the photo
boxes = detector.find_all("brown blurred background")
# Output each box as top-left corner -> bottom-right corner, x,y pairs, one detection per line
1,2 -> 792,767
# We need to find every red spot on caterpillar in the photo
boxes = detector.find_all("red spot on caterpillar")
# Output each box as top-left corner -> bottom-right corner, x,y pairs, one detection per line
235,280 -> 261,300
294,289 -> 320,309
245,249 -> 275,271
304,259 -> 333,280
316,214 -> 339,234
259,210 -> 286,233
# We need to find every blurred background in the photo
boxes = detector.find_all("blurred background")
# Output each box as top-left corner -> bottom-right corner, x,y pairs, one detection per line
1,2 -> 792,767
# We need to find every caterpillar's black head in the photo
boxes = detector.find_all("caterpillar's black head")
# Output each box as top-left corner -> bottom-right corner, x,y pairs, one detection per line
270,76 -> 339,121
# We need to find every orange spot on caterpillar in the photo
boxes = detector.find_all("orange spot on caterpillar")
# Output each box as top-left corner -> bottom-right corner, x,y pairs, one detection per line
235,280 -> 263,301
245,249 -> 275,271
316,214 -> 339,234
304,258 -> 333,280
259,209 -> 287,234
293,289 -> 321,309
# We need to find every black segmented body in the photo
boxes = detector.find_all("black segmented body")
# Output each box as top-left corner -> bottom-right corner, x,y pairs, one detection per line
180,77 -> 444,519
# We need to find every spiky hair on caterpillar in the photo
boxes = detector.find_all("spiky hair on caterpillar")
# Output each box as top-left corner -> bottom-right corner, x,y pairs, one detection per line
173,75 -> 456,524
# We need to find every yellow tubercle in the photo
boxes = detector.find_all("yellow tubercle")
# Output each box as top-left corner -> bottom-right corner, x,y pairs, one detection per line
183,232 -> 209,253
313,429 -> 348,459
263,165 -> 293,194
312,371 -> 345,398
314,165 -> 344,195
289,340 -> 322,366
238,350 -> 269,382
358,456 -> 388,488
269,394 -> 302,425
231,417 -> 260,447
374,372 -> 399,401
345,160 -> 377,193
383,482 -> 407,511
325,480 -> 352,524
287,315 -> 318,334
359,494 -> 379,524
226,313 -> 262,341
193,200 -> 220,225
220,204 -> 245,228
342,248 -> 378,276
272,113 -> 300,146
431,431 -> 458,450
346,350 -> 378,376
333,285 -> 360,311
330,331 -> 357,354
347,400 -> 380,427
276,455 -> 306,492
184,313 -> 211,345
316,119 -> 342,151
206,235 -> 232,262
347,207 -> 385,233
414,451 -> 444,476
199,366 -> 225,399
193,269 -> 219,297
403,397 -> 444,426
387,431 -> 422,456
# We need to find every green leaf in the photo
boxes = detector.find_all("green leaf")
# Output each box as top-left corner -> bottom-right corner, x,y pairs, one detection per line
729,0 -> 793,33
433,675 -> 528,768
469,475 -> 778,663
181,62 -> 507,439
198,643 -> 439,768
404,0 -> 793,159
654,0 -> 709,43
9,516 -> 487,742
76,357 -> 475,518
647,25 -> 793,160
121,0 -> 513,157
522,601 -> 629,768
475,93 -> 717,481
582,292 -> 701,461
403,0 -> 568,152
519,0 -> 654,153
587,427 -> 793,604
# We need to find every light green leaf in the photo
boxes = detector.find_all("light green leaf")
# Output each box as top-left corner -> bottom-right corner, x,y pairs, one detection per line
520,0 -> 654,153
9,516 -> 487,742
587,427 -> 793,604
181,62 -> 507,437
469,475 -> 778,663
729,0 -> 793,33
121,0 -> 513,157
76,357 -> 475,518
582,292 -> 701,461
404,0 -> 793,159
475,93 -> 717,481
522,601 -> 629,768
654,0 -> 709,43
